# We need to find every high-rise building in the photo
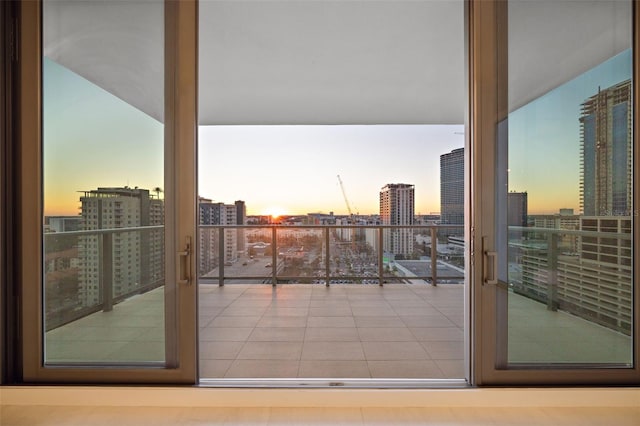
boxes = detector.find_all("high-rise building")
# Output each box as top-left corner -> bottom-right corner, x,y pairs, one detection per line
198,198 -> 246,275
379,183 -> 414,256
79,187 -> 164,306
580,79 -> 632,216
235,200 -> 247,253
440,148 -> 464,232
516,215 -> 632,334
46,216 -> 82,233
507,191 -> 528,227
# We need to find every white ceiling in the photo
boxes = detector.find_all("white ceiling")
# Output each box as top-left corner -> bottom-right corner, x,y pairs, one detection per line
199,0 -> 464,125
43,0 -> 631,126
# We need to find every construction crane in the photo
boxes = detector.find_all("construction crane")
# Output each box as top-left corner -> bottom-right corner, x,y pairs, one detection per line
337,174 -> 354,218
337,175 -> 358,251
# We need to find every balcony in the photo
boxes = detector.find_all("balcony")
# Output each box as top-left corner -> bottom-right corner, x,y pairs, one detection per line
42,224 -> 632,379
198,282 -> 464,380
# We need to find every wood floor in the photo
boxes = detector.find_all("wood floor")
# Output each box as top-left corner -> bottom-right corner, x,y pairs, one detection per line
2,405 -> 640,425
3,387 -> 640,426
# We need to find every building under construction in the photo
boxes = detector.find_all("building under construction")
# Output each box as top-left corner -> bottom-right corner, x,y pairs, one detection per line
579,79 -> 632,216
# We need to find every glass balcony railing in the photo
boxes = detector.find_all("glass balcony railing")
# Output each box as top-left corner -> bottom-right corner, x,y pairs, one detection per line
43,224 -> 464,333
198,224 -> 465,286
44,225 -> 165,332
44,223 -> 632,341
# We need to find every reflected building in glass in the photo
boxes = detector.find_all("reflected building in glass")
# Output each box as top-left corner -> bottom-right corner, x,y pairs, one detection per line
507,191 -> 528,228
580,79 -> 632,216
515,80 -> 633,337
79,187 -> 164,306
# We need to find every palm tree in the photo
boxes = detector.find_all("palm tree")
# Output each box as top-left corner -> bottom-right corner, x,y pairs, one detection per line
153,187 -> 163,199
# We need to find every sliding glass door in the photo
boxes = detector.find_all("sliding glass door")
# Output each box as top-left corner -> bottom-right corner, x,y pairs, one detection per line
471,0 -> 640,384
20,0 -> 197,383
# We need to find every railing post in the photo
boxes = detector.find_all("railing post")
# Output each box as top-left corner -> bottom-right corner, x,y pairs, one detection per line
324,227 -> 330,286
102,233 -> 113,312
547,231 -> 558,311
430,226 -> 438,286
272,226 -> 277,286
218,227 -> 225,286
378,227 -> 384,286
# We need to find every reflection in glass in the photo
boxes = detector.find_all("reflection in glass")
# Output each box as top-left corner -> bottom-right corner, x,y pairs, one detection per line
505,1 -> 632,364
42,1 -> 165,363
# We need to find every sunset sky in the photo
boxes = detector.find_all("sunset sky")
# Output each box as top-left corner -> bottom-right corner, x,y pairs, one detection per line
44,49 -> 631,217
198,124 -> 463,216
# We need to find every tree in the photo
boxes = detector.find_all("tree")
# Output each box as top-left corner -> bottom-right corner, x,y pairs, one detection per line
153,187 -> 163,199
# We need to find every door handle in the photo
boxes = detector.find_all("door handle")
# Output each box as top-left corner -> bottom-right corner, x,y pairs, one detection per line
482,236 -> 498,285
484,250 -> 498,285
177,236 -> 192,286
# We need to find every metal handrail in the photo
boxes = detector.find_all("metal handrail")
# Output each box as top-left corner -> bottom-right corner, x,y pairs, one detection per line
44,225 -> 165,331
506,225 -> 632,335
45,224 -> 164,237
507,225 -> 631,239
198,224 -> 465,287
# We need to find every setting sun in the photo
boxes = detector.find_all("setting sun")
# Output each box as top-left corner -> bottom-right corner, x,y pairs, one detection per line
263,206 -> 288,220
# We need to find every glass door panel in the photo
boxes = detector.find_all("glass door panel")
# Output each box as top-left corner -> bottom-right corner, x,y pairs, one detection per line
470,0 -> 639,385
42,0 -> 166,364
21,0 -> 197,382
502,0 -> 633,366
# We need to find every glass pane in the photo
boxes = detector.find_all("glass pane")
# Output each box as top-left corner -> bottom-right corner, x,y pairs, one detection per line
504,0 -> 633,364
198,0 -> 467,382
43,0 -> 165,363
197,126 -> 466,380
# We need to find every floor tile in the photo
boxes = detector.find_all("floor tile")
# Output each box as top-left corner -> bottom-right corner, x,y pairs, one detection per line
400,315 -> 456,327
248,327 -> 306,342
263,307 -> 309,317
220,306 -> 269,317
199,341 -> 245,360
357,327 -> 416,342
309,306 -> 354,316
256,316 -> 308,328
361,341 -> 429,360
435,359 -> 466,378
199,359 -> 233,378
421,340 -> 464,360
304,327 -> 360,342
351,307 -> 398,317
301,341 -> 365,361
199,327 -> 254,342
224,359 -> 300,378
307,316 -> 356,328
237,341 -> 303,360
209,315 -> 262,328
354,316 -> 406,328
410,327 -> 464,341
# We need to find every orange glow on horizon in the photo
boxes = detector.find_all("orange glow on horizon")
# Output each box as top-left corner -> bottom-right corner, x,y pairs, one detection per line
262,206 -> 288,220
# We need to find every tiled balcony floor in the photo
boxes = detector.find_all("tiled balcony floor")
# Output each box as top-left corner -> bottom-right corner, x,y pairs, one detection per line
198,284 -> 465,379
45,282 -> 632,380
